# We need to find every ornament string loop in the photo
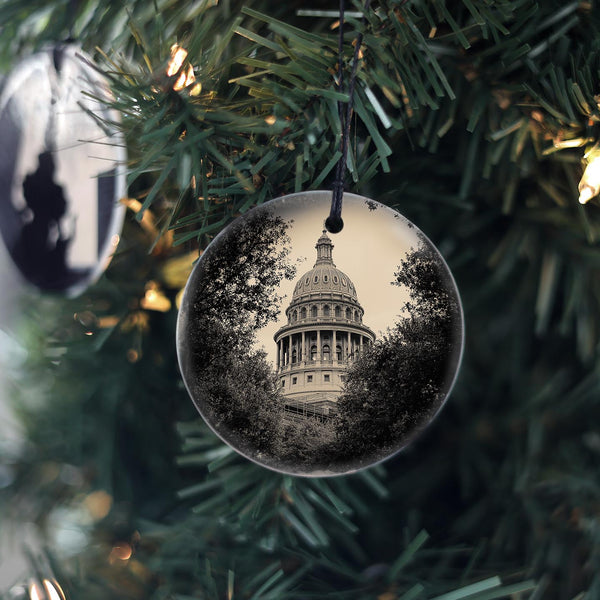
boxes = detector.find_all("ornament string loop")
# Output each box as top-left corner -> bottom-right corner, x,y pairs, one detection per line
326,0 -> 371,234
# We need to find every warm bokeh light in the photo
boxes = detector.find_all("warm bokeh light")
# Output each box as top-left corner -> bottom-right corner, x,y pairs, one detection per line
43,579 -> 66,600
579,154 -> 600,204
109,542 -> 133,563
96,316 -> 120,329
141,283 -> 172,312
28,579 -> 66,600
167,44 -> 201,94
160,251 -> 198,289
167,44 -> 188,77
84,490 -> 113,520
127,349 -> 140,363
28,582 -> 42,600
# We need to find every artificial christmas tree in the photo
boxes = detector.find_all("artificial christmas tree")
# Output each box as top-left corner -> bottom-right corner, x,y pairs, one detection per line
1,1 -> 600,599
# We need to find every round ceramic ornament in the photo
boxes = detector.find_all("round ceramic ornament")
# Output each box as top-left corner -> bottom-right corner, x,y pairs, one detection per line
177,191 -> 463,476
0,44 -> 126,296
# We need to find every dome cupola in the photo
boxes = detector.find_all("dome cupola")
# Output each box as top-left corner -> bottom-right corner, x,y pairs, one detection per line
315,230 -> 334,264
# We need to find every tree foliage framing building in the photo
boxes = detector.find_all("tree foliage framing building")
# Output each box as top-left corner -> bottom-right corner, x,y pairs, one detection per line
336,232 -> 463,463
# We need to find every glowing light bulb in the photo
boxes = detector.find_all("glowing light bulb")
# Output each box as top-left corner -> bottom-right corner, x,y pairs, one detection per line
29,579 -> 65,600
29,582 -> 43,600
578,154 -> 600,204
167,44 -> 200,94
167,45 -> 188,77
43,579 -> 66,600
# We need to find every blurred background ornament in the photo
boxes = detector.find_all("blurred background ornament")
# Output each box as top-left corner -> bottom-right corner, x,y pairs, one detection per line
0,44 -> 126,296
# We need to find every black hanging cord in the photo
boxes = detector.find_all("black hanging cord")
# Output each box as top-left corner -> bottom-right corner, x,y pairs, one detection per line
326,0 -> 371,234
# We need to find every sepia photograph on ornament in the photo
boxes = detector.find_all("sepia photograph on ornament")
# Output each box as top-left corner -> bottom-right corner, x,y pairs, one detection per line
177,191 -> 464,476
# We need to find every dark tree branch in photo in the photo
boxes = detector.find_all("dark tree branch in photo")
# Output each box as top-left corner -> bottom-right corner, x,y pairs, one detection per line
179,210 -> 297,457
335,234 -> 462,464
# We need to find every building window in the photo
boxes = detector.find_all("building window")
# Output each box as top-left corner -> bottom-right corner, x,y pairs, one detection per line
311,345 -> 317,361
292,377 -> 297,385
314,275 -> 319,283
323,275 -> 328,282
340,375 -> 347,383
307,375 -> 313,383
335,305 -> 341,317
333,275 -> 339,283
305,277 -> 310,284
292,310 -> 297,322
281,380 -> 285,387
346,308 -> 351,319
336,345 -> 342,360
324,374 -> 330,382
323,305 -> 330,317
341,277 -> 346,286
311,305 -> 317,318
292,349 -> 297,363
354,311 -> 359,321
323,344 -> 330,361
301,307 -> 307,319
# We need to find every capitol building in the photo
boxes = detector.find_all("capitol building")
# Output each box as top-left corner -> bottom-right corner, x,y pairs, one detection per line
273,230 -> 375,417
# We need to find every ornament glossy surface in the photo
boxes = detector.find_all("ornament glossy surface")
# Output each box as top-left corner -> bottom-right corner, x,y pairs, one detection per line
0,45 -> 126,296
177,191 -> 464,476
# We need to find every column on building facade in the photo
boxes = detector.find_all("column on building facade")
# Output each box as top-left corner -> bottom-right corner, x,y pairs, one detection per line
347,331 -> 351,359
332,330 -> 337,363
276,340 -> 280,369
360,335 -> 364,355
301,330 -> 305,364
317,329 -> 321,361
288,333 -> 293,365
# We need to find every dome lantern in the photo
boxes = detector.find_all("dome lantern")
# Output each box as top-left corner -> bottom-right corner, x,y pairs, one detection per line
315,230 -> 335,265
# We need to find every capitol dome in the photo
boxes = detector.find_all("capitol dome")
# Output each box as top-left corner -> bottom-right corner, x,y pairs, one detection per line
274,230 -> 375,418
290,231 -> 358,303
291,265 -> 357,301
284,230 -> 365,326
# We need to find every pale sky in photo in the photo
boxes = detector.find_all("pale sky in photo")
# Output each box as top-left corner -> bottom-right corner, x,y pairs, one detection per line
253,192 -> 423,366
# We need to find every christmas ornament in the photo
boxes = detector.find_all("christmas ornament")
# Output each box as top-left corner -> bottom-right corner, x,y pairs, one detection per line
177,191 -> 464,476
0,44 -> 126,296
